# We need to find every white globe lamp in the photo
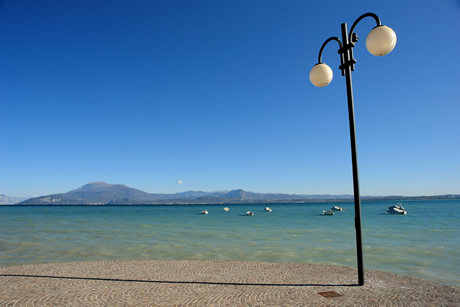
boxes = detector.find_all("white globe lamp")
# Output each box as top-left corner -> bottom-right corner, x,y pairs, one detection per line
310,63 -> 333,87
366,25 -> 397,56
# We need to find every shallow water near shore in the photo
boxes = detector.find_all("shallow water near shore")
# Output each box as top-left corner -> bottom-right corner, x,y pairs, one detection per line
0,199 -> 458,286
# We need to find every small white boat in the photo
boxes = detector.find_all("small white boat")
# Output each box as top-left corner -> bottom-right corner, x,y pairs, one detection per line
202,210 -> 208,215
323,210 -> 334,215
386,203 -> 407,215
223,207 -> 229,212
331,206 -> 345,211
246,211 -> 254,216
264,207 -> 272,212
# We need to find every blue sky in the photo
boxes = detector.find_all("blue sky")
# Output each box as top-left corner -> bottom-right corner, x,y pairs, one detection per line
1,0 -> 459,197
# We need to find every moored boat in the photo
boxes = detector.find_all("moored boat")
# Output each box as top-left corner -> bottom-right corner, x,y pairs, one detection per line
322,210 -> 334,215
330,206 -> 345,211
386,203 -> 407,215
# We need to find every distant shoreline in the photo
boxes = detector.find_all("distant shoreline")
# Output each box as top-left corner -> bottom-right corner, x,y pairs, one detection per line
5,195 -> 460,206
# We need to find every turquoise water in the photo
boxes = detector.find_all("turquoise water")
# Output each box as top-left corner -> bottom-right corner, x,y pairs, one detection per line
0,200 -> 458,286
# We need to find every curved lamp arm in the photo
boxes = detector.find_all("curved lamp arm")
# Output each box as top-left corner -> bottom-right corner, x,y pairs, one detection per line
317,37 -> 342,64
349,12 -> 381,42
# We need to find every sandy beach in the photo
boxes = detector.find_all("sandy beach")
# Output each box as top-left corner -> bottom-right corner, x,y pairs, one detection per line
1,260 -> 458,306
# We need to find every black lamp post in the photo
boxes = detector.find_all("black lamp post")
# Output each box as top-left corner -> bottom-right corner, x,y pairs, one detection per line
310,13 -> 396,286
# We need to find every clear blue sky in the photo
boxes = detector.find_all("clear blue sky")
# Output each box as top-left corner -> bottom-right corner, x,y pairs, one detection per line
1,0 -> 459,197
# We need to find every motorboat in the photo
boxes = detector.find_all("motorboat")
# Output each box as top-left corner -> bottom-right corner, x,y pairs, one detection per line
264,207 -> 272,212
386,203 -> 407,215
330,206 -> 345,211
246,211 -> 254,216
322,210 -> 334,215
223,207 -> 229,212
202,210 -> 208,215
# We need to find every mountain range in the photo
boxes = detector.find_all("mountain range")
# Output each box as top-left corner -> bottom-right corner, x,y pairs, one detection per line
16,182 -> 356,205
11,182 -> 460,205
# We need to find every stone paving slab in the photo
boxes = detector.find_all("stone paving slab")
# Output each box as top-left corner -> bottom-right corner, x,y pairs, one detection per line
0,260 -> 459,306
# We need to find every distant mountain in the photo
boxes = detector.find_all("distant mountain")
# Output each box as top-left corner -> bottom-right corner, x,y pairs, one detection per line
67,182 -> 155,202
20,182 -> 157,205
0,194 -> 28,205
16,182 -> 460,205
223,189 -> 254,200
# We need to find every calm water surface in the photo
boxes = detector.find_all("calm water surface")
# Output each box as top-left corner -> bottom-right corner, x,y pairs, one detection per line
0,200 -> 458,286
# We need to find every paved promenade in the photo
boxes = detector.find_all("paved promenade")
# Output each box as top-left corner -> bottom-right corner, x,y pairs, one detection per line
1,260 -> 458,306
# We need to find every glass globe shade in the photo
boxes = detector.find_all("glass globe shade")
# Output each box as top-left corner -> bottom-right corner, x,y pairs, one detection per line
366,25 -> 397,56
310,63 -> 333,87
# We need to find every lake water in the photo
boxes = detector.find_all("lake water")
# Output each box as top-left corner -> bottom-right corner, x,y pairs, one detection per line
0,200 -> 458,286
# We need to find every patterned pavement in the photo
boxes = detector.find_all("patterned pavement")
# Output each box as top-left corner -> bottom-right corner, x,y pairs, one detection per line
1,260 -> 459,306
